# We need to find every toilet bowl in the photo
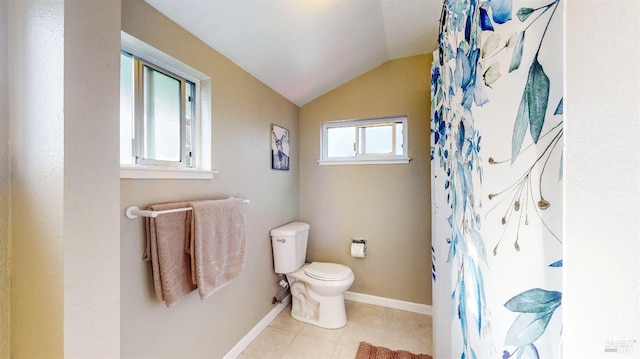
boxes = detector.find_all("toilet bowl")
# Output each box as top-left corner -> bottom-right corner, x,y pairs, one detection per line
270,222 -> 354,329
286,262 -> 354,329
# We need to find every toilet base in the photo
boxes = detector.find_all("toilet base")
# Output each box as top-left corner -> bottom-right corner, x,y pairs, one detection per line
289,281 -> 348,329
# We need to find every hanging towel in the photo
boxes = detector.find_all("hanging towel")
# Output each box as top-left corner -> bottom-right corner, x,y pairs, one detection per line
143,202 -> 197,307
190,198 -> 246,300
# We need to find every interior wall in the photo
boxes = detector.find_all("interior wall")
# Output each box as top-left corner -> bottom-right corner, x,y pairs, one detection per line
8,0 -> 65,357
8,1 -> 122,357
299,54 -> 431,305
63,0 -> 121,357
564,0 -> 640,356
0,0 -> 10,357
120,1 -> 299,358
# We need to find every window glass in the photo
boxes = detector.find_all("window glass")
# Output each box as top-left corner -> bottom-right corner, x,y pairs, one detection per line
120,53 -> 134,165
395,123 -> 403,155
143,65 -> 182,162
185,83 -> 194,167
320,116 -> 409,165
359,125 -> 393,154
327,126 -> 355,158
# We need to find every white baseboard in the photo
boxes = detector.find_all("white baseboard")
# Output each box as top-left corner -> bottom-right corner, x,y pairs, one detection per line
223,295 -> 291,359
224,291 -> 431,358
344,291 -> 432,316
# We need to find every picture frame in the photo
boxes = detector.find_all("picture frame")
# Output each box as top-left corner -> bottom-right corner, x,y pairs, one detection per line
271,124 -> 290,170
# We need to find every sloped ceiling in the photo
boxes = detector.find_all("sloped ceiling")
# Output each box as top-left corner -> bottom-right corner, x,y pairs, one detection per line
145,0 -> 441,106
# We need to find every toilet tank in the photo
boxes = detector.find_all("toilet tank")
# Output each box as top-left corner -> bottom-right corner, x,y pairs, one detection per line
270,222 -> 310,274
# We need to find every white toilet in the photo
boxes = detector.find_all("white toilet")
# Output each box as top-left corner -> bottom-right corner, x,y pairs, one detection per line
270,222 -> 354,329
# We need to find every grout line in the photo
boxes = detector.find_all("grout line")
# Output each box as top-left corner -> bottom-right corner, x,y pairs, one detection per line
279,330 -> 298,359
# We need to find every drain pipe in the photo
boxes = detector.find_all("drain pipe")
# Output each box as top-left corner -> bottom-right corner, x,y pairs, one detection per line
272,279 -> 289,304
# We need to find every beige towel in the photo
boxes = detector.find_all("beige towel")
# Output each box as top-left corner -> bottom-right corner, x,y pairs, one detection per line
190,199 -> 246,299
144,202 -> 197,307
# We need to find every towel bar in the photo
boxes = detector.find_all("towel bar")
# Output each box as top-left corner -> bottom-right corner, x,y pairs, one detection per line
125,198 -> 250,219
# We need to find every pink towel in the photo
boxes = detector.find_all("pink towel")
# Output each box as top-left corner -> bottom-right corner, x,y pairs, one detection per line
190,199 -> 246,299
144,202 -> 197,307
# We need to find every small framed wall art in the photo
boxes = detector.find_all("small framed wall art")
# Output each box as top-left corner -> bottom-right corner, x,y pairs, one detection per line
271,124 -> 290,171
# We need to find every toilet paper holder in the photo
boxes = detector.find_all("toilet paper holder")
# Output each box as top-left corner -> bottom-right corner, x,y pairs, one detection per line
352,238 -> 366,246
351,238 -> 367,257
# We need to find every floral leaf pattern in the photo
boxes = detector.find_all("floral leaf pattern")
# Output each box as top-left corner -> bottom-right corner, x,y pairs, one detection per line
504,289 -> 561,347
509,31 -> 525,72
505,311 -> 554,347
517,8 -> 535,22
431,1 -> 488,358
554,98 -> 563,115
525,57 -> 550,144
480,8 -> 495,31
504,288 -> 561,313
513,57 -> 550,161
431,0 -> 562,357
512,87 -> 530,163
488,0 -> 513,24
549,259 -> 562,267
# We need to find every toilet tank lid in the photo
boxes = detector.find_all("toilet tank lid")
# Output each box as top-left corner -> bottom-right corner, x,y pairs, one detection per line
270,222 -> 310,236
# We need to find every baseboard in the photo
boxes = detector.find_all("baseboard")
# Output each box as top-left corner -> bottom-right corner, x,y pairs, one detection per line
224,291 -> 431,358
223,294 -> 291,359
344,291 -> 432,316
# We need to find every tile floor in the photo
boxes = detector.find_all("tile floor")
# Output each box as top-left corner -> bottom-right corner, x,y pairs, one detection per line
238,300 -> 433,359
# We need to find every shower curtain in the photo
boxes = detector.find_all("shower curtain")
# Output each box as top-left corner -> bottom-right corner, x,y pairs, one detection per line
430,1 -> 563,358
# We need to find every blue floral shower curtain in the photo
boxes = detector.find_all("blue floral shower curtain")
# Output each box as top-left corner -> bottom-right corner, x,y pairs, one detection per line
430,1 -> 563,358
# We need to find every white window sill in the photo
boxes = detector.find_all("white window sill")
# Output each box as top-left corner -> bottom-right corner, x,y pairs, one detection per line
317,158 -> 411,166
120,165 -> 219,179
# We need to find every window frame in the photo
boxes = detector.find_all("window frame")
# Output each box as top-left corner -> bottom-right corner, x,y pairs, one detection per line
124,52 -> 195,168
120,32 -> 216,179
319,115 -> 410,165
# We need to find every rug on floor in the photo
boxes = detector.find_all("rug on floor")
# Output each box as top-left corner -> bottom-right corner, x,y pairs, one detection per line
355,342 -> 433,359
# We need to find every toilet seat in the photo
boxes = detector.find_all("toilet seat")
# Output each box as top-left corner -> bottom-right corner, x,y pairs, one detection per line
305,262 -> 352,281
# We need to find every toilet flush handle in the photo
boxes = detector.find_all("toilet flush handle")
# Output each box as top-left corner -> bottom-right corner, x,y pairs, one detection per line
276,239 -> 286,243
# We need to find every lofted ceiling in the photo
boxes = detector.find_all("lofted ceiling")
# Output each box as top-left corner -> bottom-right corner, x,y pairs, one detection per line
145,0 -> 442,106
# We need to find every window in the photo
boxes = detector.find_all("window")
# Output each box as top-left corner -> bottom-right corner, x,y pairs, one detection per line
120,32 -> 214,179
319,116 -> 410,165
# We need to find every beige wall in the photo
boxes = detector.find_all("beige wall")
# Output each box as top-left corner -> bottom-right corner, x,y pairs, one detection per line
9,0 -> 65,356
63,1 -> 122,357
299,54 -> 432,305
8,0 -> 122,357
120,1 -> 299,358
0,0 -> 9,357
